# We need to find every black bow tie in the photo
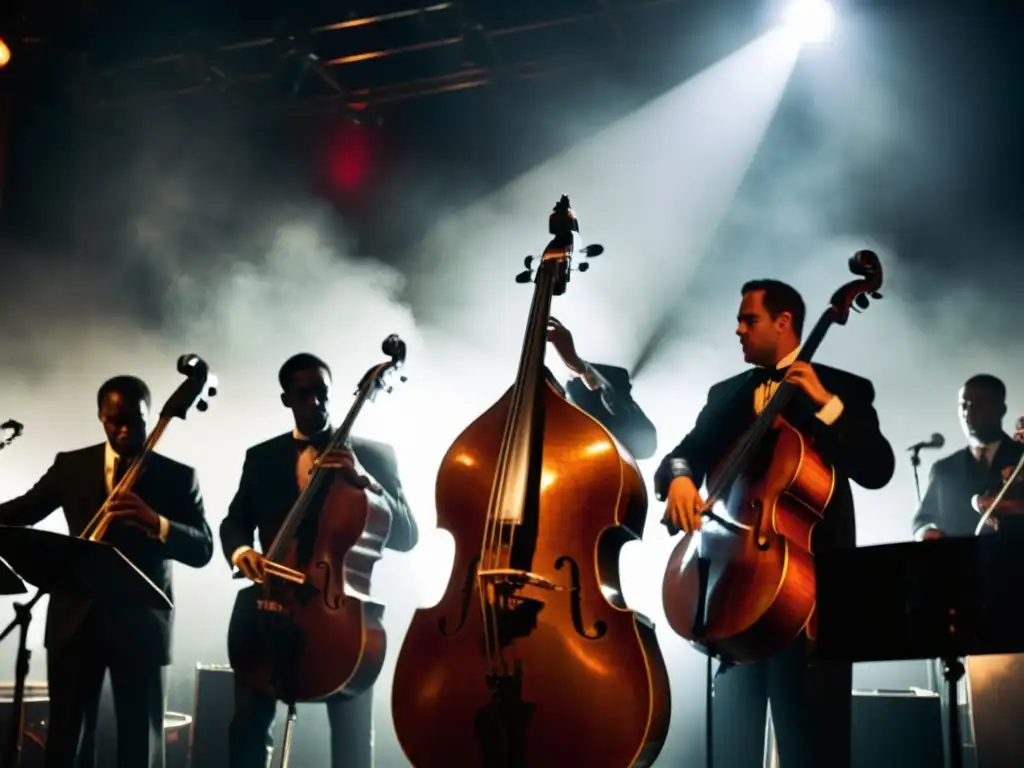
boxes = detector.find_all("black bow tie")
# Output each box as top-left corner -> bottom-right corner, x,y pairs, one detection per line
294,432 -> 332,452
751,366 -> 788,386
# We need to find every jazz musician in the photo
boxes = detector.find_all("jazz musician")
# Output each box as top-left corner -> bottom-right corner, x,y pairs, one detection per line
547,316 -> 658,460
220,353 -> 417,768
657,279 -> 895,768
912,374 -> 1024,539
0,375 -> 213,768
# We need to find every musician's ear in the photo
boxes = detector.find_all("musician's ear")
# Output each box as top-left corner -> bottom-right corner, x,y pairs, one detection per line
1000,402 -> 1007,418
775,311 -> 793,332
280,392 -> 291,410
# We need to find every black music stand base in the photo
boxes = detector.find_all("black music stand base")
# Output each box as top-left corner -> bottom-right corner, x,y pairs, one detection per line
942,657 -> 965,768
1,600 -> 37,768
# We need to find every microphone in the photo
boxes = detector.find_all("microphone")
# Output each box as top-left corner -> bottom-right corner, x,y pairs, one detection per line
907,433 -> 944,452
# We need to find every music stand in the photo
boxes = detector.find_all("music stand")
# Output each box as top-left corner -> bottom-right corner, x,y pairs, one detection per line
0,563 -> 25,600
0,527 -> 171,768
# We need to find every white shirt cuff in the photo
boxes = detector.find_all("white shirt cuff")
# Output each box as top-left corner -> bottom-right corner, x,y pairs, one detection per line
815,395 -> 844,425
566,360 -> 601,391
157,515 -> 170,542
231,545 -> 254,566
914,524 -> 938,541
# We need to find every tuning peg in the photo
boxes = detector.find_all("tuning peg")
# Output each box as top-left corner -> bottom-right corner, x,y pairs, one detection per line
578,262 -> 590,272
515,270 -> 533,284
524,256 -> 534,268
583,244 -> 604,258
207,385 -> 218,398
871,291 -> 883,300
855,294 -> 870,309
196,400 -> 209,412
400,375 -> 408,383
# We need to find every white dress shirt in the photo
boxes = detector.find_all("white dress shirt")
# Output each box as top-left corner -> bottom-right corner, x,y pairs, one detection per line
104,442 -> 170,541
753,347 -> 845,425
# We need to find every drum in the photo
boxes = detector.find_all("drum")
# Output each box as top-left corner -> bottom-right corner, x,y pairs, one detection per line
0,681 -> 49,767
164,711 -> 192,768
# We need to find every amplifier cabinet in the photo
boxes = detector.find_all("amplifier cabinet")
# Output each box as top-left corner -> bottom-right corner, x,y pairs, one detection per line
190,664 -> 331,767
964,654 -> 1024,768
765,688 -> 944,767
190,665 -> 235,768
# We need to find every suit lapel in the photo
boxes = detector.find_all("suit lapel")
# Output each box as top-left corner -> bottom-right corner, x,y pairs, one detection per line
991,434 -> 1021,472
273,434 -> 301,502
67,444 -> 109,537
87,444 -> 108,505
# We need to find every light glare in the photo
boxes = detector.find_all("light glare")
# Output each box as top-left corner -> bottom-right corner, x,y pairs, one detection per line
782,0 -> 836,44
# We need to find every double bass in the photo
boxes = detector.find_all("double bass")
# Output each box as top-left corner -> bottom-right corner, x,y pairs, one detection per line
662,251 -> 883,665
227,334 -> 408,706
391,197 -> 671,768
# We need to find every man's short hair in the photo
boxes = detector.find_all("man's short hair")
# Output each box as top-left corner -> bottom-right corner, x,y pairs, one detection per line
741,279 -> 806,339
278,353 -> 332,392
97,376 -> 152,409
964,373 -> 1006,402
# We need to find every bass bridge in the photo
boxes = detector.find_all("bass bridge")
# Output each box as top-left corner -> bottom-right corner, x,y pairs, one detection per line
477,568 -> 564,592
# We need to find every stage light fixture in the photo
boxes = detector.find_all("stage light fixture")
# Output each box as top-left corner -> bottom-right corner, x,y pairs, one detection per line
782,0 -> 835,44
0,39 -> 11,69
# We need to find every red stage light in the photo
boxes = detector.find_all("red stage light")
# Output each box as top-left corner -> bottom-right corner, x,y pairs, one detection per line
325,119 -> 375,193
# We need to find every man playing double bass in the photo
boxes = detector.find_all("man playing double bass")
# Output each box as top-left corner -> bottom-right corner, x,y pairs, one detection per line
220,353 -> 417,768
912,374 -> 1023,539
0,375 -> 214,768
657,279 -> 895,768
547,316 -> 658,461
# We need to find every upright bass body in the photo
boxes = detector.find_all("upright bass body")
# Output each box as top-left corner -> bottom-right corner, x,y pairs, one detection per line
662,418 -> 835,663
228,478 -> 392,702
661,252 -> 885,665
392,381 -> 671,767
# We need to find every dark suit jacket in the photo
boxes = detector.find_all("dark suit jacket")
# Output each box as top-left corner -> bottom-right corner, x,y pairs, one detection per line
564,363 -> 658,461
0,444 -> 213,665
219,432 -> 418,565
911,434 -> 1023,538
654,364 -> 895,551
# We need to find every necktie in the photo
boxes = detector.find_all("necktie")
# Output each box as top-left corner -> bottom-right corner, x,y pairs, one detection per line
975,447 -> 990,468
112,456 -> 129,487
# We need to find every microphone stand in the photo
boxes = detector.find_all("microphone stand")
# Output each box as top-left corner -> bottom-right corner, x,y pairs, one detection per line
0,592 -> 42,768
910,447 -> 942,697
910,446 -> 924,504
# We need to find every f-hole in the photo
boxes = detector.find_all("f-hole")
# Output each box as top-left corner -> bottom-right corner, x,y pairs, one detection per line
439,554 -> 481,636
554,556 -> 607,640
752,499 -> 771,551
315,561 -> 342,609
